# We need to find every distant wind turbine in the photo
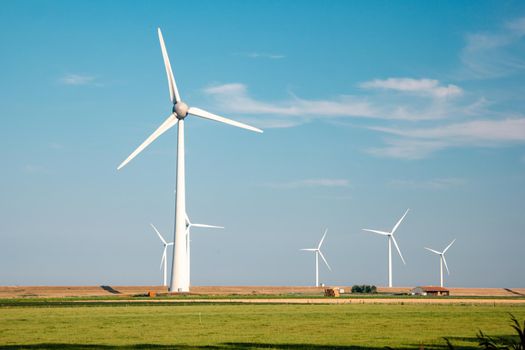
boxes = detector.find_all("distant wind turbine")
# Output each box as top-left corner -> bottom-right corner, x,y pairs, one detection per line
300,229 -> 331,287
150,224 -> 173,287
185,213 -> 223,286
118,28 -> 262,292
424,239 -> 456,287
362,209 -> 409,288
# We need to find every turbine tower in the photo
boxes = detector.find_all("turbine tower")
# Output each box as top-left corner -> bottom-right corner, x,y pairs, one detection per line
150,224 -> 173,287
424,239 -> 456,287
185,213 -> 223,286
118,28 -> 263,292
300,229 -> 331,287
362,209 -> 409,288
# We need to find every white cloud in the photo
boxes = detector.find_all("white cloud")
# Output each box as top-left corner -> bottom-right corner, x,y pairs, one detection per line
60,74 -> 97,86
23,164 -> 48,174
366,138 -> 448,160
367,118 -> 525,159
235,52 -> 285,59
389,178 -> 466,189
371,118 -> 525,143
263,178 -> 350,189
203,82 -> 470,126
460,16 -> 525,79
360,78 -> 463,98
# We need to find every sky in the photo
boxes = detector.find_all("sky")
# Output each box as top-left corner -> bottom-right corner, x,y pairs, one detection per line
1,0 -> 524,288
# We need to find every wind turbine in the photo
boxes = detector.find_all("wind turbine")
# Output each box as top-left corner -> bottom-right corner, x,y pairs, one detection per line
300,229 -> 331,287
424,239 -> 456,287
150,224 -> 173,287
118,28 -> 262,292
185,213 -> 223,286
362,209 -> 409,288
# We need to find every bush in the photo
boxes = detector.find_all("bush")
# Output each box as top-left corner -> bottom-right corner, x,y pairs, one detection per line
351,285 -> 377,294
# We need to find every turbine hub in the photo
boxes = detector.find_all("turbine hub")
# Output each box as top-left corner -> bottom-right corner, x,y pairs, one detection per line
173,102 -> 189,119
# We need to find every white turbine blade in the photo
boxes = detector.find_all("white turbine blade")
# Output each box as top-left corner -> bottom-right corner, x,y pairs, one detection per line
424,247 -> 442,255
150,223 -> 167,245
191,224 -> 224,229
391,208 -> 410,234
185,212 -> 190,226
157,28 -> 180,103
117,113 -> 178,170
362,229 -> 390,236
317,229 -> 328,249
318,250 -> 332,271
167,242 -> 174,246
443,238 -> 456,254
160,248 -> 167,270
188,107 -> 263,133
391,236 -> 406,265
300,248 -> 316,251
442,255 -> 450,275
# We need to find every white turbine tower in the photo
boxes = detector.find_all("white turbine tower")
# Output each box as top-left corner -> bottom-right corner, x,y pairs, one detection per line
300,229 -> 331,287
185,213 -> 223,286
118,28 -> 263,292
150,224 -> 173,287
424,239 -> 456,287
362,209 -> 409,288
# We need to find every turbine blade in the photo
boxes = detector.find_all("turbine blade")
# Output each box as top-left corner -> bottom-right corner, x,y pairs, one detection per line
191,224 -> 224,229
391,208 -> 410,234
443,238 -> 456,254
117,113 -> 178,170
442,255 -> 450,275
160,248 -> 166,270
424,247 -> 442,255
188,107 -> 263,133
157,28 -> 180,103
391,236 -> 406,265
150,223 -> 167,245
300,248 -> 316,251
318,229 -> 328,249
362,229 -> 390,236
185,212 -> 190,226
318,250 -> 332,271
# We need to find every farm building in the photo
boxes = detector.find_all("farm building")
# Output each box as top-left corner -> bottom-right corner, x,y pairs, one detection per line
410,286 -> 450,296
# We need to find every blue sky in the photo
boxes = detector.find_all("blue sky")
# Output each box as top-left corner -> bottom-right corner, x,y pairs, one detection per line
1,0 -> 524,288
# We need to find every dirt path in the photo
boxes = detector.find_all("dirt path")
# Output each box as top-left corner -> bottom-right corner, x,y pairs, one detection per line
1,286 -> 524,299
75,297 -> 525,305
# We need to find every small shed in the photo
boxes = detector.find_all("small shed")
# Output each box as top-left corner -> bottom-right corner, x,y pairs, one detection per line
411,286 -> 450,296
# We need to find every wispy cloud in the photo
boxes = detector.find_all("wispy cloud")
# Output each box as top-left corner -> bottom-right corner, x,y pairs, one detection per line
23,164 -> 48,174
460,16 -> 525,79
360,78 -> 463,98
235,52 -> 285,59
389,178 -> 466,189
59,74 -> 97,86
263,178 -> 350,189
203,81 -> 470,127
367,118 -> 525,159
366,138 -> 448,160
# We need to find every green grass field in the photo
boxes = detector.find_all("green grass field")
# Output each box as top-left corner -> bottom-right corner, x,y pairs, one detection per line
1,301 -> 524,349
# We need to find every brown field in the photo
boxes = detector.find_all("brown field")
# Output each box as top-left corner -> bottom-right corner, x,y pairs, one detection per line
1,285 -> 524,299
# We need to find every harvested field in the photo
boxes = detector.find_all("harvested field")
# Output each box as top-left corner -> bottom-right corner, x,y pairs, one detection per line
1,285 -> 524,299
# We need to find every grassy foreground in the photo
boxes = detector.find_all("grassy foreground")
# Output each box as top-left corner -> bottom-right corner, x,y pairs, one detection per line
0,302 -> 524,349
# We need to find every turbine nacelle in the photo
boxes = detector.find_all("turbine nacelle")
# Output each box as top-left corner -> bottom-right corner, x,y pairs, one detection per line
173,102 -> 189,119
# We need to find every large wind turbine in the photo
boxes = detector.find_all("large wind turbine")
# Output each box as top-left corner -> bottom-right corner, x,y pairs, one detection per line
362,209 -> 409,288
150,224 -> 173,287
300,229 -> 331,287
185,213 -> 223,286
118,28 -> 263,292
424,239 -> 456,287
